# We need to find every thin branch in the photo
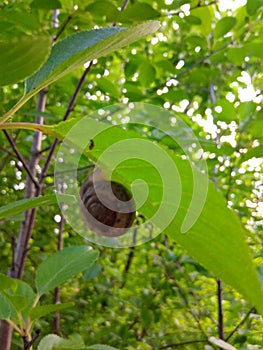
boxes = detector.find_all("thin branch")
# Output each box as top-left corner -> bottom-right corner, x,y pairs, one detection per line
225,307 -> 256,342
120,247 -> 135,288
23,329 -> 41,350
44,164 -> 94,177
39,60 -> 93,183
121,0 -> 129,11
160,339 -> 207,349
217,279 -> 224,348
53,14 -> 73,41
3,130 -> 40,190
53,189 -> 65,336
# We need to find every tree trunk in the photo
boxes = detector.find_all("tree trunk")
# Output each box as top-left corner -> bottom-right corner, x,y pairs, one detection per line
0,89 -> 46,349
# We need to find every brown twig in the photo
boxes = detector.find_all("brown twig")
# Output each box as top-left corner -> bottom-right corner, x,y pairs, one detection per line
160,339 -> 207,349
217,279 -> 224,348
3,130 -> 40,190
39,60 -> 93,184
226,307 -> 256,341
23,329 -> 41,350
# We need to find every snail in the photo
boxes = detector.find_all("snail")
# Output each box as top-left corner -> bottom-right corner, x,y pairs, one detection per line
79,169 -> 135,237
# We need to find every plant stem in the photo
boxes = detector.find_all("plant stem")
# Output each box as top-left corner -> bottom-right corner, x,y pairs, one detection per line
217,278 -> 224,348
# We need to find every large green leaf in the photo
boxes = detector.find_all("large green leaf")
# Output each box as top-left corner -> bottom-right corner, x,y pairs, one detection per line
0,194 -> 76,220
25,22 -> 159,95
0,21 -> 159,123
35,246 -> 99,296
0,36 -> 51,87
45,116 -> 263,314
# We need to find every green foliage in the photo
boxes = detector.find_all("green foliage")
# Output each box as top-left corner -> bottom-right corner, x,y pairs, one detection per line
0,0 -> 263,349
36,246 -> 99,296
0,36 -> 51,87
0,247 -> 98,338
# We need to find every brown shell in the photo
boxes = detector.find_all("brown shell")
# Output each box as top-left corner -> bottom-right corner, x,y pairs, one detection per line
80,170 -> 135,237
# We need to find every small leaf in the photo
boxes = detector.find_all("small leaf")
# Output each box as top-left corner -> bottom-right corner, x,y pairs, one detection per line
30,0 -> 62,9
238,102 -> 257,120
86,1 -> 118,20
83,263 -> 101,280
96,77 -> 120,98
36,246 -> 99,296
227,47 -> 247,65
0,194 -> 76,220
30,302 -> 74,321
116,3 -> 160,22
240,146 -> 263,162
214,17 -> 237,38
246,0 -> 263,15
38,334 -> 85,350
215,99 -> 237,122
139,61 -> 156,86
0,36 -> 51,86
191,6 -> 213,35
185,15 -> 202,25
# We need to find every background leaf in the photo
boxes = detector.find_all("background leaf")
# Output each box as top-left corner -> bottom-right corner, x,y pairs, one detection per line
38,334 -> 85,350
36,246 -> 99,296
29,302 -> 74,321
246,0 -> 263,15
0,36 -> 51,87
214,17 -> 237,38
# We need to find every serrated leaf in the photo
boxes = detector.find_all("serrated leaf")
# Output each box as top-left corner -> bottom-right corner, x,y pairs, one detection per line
25,22 -> 160,96
0,36 -> 51,87
214,17 -> 237,38
30,302 -> 74,321
0,194 -> 76,220
36,246 -> 99,296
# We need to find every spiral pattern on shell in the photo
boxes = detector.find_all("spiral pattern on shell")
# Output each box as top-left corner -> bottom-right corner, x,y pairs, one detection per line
80,171 -> 135,237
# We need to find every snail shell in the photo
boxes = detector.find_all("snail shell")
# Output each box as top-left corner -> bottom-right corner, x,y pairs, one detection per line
80,169 -> 135,237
